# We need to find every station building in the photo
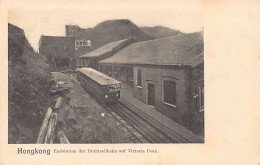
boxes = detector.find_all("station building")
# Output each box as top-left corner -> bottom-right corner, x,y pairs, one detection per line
78,37 -> 134,70
39,35 -> 76,71
99,32 -> 204,133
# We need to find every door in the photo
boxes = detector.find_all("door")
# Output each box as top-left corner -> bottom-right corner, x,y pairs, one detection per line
147,83 -> 155,106
127,67 -> 134,86
197,85 -> 204,112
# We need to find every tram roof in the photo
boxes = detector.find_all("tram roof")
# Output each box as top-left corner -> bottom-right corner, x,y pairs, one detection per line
76,67 -> 121,86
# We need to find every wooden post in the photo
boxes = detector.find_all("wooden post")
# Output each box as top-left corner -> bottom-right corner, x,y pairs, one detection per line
36,107 -> 53,144
44,112 -> 58,143
44,96 -> 63,143
54,97 -> 64,110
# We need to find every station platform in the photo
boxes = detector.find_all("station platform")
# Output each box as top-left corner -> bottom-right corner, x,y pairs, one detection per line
120,83 -> 204,143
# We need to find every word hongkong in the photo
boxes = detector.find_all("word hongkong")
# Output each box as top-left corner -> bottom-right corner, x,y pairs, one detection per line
18,148 -> 50,155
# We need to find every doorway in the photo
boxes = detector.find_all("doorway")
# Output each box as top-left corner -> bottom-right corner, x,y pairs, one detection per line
147,83 -> 155,106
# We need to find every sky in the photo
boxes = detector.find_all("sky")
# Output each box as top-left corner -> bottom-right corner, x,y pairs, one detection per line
8,0 -> 203,50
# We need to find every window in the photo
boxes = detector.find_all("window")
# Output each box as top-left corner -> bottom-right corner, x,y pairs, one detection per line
87,40 -> 91,46
163,80 -> 176,105
137,69 -> 142,87
76,40 -> 91,47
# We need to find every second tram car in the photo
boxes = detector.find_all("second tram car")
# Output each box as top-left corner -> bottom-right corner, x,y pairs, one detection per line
76,67 -> 121,103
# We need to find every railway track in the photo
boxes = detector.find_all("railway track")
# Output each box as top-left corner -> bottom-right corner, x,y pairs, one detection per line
71,71 -> 199,143
106,100 -> 191,143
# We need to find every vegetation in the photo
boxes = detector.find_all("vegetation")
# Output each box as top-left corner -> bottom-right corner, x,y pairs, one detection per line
8,24 -> 52,143
8,23 -> 135,143
140,26 -> 183,38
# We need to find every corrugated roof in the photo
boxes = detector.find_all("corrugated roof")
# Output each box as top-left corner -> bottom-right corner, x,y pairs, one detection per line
99,32 -> 203,67
79,38 -> 129,58
76,67 -> 121,85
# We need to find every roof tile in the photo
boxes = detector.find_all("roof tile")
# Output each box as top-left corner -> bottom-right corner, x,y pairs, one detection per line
79,38 -> 130,58
100,32 -> 203,67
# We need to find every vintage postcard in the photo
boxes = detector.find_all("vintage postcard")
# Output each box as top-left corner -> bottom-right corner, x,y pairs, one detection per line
0,0 -> 259,164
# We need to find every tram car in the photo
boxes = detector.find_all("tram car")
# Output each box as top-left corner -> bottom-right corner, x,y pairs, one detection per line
76,67 -> 121,104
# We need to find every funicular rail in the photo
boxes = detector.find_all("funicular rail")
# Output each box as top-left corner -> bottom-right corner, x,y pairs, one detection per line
106,100 -> 192,143
118,99 -> 192,143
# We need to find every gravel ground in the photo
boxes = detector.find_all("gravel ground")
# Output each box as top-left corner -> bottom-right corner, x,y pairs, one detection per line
52,72 -> 133,143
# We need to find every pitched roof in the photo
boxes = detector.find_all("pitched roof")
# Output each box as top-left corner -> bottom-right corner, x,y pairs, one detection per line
79,38 -> 130,58
76,67 -> 121,85
99,32 -> 203,67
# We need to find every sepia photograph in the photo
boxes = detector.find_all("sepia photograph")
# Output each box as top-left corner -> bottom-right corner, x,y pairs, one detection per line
1,0 -> 260,164
8,7 -> 204,144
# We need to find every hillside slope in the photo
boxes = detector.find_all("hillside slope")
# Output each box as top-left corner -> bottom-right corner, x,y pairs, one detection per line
140,26 -> 183,38
68,19 -> 154,55
8,23 -> 51,143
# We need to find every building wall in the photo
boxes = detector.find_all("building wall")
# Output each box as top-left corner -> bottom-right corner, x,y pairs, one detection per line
82,37 -> 134,70
99,63 -> 204,133
39,36 -> 76,71
190,63 -> 204,134
133,66 -> 192,126
82,58 -> 99,70
99,64 -> 134,85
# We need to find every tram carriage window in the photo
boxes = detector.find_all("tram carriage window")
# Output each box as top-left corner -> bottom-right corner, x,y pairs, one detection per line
108,85 -> 120,92
109,86 -> 115,92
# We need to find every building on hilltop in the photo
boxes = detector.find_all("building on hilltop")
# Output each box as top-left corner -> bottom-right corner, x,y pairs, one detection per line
78,37 -> 134,70
39,35 -> 76,71
99,32 -> 204,133
65,25 -> 85,37
65,25 -> 92,53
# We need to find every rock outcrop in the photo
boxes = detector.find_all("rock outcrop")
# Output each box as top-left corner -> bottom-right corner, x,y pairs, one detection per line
8,23 -> 51,143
